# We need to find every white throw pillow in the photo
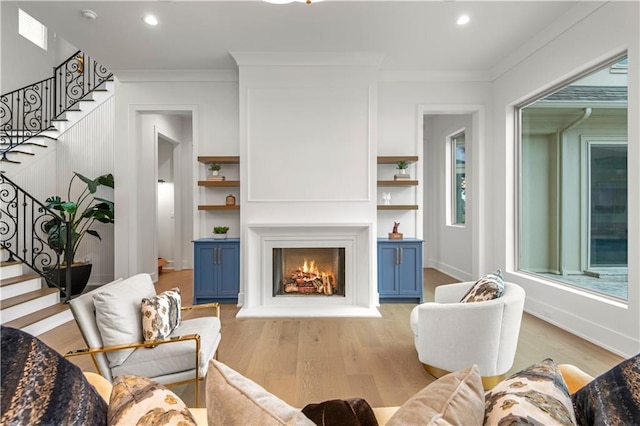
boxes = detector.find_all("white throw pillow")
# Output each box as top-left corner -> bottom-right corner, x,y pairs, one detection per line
93,274 -> 156,367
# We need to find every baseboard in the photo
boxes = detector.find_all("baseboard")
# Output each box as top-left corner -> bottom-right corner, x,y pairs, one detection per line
525,295 -> 638,359
428,260 -> 472,282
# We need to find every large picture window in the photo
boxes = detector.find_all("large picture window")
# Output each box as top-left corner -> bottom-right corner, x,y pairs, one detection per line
517,56 -> 628,300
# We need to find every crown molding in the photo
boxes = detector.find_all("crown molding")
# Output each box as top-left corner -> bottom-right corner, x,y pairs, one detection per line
230,51 -> 385,68
113,70 -> 238,82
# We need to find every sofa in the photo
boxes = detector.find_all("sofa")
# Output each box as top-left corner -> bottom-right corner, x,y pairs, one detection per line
2,325 -> 639,425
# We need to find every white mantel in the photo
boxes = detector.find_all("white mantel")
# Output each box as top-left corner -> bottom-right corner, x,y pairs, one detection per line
232,52 -> 383,317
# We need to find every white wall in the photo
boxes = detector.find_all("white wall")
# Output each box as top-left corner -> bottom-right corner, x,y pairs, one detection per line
491,1 -> 639,357
423,114 -> 474,281
113,77 -> 239,280
0,2 -> 76,92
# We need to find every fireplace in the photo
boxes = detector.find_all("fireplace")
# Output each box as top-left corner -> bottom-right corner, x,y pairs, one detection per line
273,248 -> 346,297
238,224 -> 380,318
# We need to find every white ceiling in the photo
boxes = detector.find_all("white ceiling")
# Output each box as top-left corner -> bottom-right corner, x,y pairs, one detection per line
14,1 -> 598,76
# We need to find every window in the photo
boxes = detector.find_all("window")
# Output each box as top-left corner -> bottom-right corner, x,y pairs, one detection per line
517,56 -> 628,300
450,130 -> 466,225
19,9 -> 47,51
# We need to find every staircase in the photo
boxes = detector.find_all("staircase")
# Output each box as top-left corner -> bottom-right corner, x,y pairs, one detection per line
0,51 -> 113,335
1,50 -> 113,166
0,259 -> 73,336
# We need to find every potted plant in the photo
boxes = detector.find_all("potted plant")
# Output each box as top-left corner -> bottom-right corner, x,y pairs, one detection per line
213,226 -> 229,240
44,172 -> 114,296
396,160 -> 409,174
208,163 -> 222,176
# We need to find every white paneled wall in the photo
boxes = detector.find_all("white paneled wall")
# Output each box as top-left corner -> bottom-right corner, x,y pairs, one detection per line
56,97 -> 115,284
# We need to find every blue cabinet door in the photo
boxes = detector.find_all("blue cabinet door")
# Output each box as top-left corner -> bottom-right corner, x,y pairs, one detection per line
378,245 -> 399,295
195,245 -> 216,297
397,245 -> 420,296
217,244 -> 240,297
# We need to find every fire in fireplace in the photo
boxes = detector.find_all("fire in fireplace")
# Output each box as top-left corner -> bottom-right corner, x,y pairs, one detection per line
273,248 -> 345,296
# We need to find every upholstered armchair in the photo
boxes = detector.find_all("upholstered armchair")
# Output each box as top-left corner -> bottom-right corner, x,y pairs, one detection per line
410,281 -> 525,389
66,273 -> 221,406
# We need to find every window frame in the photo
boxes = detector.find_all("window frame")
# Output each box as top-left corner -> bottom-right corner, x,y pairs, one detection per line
446,128 -> 466,227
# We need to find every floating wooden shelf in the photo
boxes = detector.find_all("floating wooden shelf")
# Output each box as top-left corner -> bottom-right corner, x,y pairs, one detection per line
198,180 -> 240,187
377,156 -> 418,164
377,180 -> 418,186
377,205 -> 419,210
197,156 -> 240,164
198,205 -> 240,211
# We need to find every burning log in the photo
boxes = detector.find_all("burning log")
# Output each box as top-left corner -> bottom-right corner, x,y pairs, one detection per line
282,266 -> 336,295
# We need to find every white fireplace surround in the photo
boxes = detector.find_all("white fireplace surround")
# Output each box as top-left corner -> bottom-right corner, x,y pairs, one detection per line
238,224 -> 380,318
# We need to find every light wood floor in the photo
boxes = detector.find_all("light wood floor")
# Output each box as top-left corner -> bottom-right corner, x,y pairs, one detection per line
38,268 -> 623,408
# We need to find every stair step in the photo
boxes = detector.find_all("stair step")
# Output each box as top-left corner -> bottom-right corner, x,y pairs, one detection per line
0,287 -> 58,310
0,260 -> 21,268
3,303 -> 70,331
51,118 -> 69,122
1,273 -> 39,287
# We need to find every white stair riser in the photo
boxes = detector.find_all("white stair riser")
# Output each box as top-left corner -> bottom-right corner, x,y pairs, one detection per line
0,277 -> 42,299
1,264 -> 24,279
0,292 -> 59,323
22,309 -> 73,337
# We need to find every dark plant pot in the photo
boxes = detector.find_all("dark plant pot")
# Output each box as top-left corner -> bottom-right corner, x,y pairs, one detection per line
46,263 -> 92,297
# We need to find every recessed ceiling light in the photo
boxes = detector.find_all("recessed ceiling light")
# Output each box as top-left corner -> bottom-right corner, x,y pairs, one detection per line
457,14 -> 470,26
81,9 -> 97,20
143,15 -> 158,26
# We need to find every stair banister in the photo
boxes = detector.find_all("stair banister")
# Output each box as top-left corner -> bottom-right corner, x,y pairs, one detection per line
0,173 -> 73,302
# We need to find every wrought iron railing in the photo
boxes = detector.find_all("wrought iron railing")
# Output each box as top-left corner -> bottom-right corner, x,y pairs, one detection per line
0,174 -> 72,302
0,50 -> 112,161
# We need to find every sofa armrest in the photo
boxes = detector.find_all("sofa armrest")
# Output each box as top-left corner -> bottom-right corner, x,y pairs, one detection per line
83,372 -> 112,403
559,364 -> 594,394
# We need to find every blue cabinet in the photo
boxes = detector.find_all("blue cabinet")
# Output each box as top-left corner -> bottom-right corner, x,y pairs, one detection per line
377,238 -> 423,303
193,238 -> 239,304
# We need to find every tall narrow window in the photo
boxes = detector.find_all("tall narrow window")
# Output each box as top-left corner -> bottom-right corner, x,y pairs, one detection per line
517,55 -> 628,300
19,9 -> 47,51
451,131 -> 466,225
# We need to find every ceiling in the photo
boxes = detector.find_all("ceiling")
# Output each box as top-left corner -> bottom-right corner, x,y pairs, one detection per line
12,1 -> 595,75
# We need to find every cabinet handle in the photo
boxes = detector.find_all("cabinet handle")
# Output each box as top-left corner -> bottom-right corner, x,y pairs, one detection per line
213,248 -> 217,265
395,248 -> 399,265
216,247 -> 221,264
399,247 -> 403,264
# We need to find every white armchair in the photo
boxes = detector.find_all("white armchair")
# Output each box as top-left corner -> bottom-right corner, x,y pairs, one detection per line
66,273 -> 221,406
410,281 -> 525,389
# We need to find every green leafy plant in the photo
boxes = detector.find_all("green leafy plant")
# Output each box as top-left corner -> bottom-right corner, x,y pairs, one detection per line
44,172 -> 115,264
213,226 -> 229,234
208,163 -> 222,171
396,161 -> 409,170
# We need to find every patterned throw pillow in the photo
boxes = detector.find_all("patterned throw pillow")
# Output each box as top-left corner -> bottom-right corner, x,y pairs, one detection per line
571,353 -> 640,425
484,358 -> 577,425
141,288 -> 181,343
0,326 -> 108,425
108,375 -> 196,426
460,269 -> 505,303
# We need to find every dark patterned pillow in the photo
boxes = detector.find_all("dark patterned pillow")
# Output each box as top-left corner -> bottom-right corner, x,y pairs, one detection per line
484,358 -> 576,425
108,375 -> 196,425
460,269 -> 505,303
572,353 -> 640,425
0,326 -> 108,425
141,287 -> 181,343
